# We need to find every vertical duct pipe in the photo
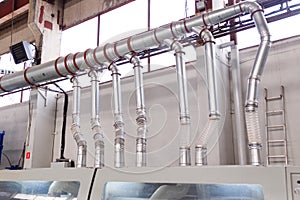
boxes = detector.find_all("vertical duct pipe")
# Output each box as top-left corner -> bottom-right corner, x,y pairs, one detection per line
0,1 -> 270,165
192,27 -> 220,166
243,2 -> 271,165
231,45 -> 248,165
89,70 -> 105,168
108,63 -> 125,168
164,39 -> 191,166
125,54 -> 147,167
71,76 -> 87,168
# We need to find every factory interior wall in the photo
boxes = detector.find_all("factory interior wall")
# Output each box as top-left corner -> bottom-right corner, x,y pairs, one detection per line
0,102 -> 28,169
240,35 -> 300,166
51,46 -> 234,168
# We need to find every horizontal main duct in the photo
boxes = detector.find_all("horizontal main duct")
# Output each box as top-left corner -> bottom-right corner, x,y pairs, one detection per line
0,1 -> 268,98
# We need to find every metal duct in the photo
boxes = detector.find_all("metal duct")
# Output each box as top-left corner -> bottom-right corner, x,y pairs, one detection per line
193,27 -> 220,119
89,70 -> 105,168
70,76 -> 87,168
164,39 -> 191,166
108,63 -> 125,168
192,27 -> 220,166
230,45 -> 248,165
0,1 -> 270,165
125,54 -> 147,167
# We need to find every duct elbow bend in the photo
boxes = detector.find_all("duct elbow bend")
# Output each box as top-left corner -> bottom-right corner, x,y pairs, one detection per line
240,1 -> 261,14
107,62 -> 119,74
88,69 -> 98,80
164,39 -> 184,53
200,29 -> 214,44
192,27 -> 215,44
71,76 -> 80,87
125,54 -> 142,67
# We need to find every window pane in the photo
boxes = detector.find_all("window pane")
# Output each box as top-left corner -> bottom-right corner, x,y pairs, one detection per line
60,17 -> 98,56
0,181 -> 80,199
150,0 -> 195,28
103,182 -> 264,200
99,0 -> 148,44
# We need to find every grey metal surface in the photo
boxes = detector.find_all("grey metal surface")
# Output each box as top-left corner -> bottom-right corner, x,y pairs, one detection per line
71,77 -> 87,168
0,168 -> 94,199
164,39 -> 191,167
193,27 -> 220,120
230,45 -> 248,165
109,63 -> 125,168
89,70 -> 105,168
125,54 -> 147,167
91,166 -> 289,200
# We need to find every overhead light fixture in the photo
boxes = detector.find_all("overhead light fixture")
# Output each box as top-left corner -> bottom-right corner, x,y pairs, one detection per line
9,41 -> 34,64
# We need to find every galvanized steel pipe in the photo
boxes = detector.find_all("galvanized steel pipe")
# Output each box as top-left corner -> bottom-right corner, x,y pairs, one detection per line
108,63 -> 125,168
89,70 -> 104,168
71,76 -> 87,168
125,54 -> 147,167
0,1 -> 270,166
230,45 -> 248,165
0,1 -> 268,97
164,39 -> 191,166
193,27 -> 220,119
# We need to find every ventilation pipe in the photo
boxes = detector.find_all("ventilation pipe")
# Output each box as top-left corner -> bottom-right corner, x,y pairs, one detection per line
192,27 -> 220,166
125,54 -> 147,167
71,76 -> 87,168
0,1 -> 270,165
230,45 -> 248,165
164,39 -> 191,166
243,3 -> 271,166
89,70 -> 105,168
108,63 -> 125,168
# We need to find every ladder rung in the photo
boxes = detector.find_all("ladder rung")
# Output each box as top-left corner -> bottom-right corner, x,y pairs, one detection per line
267,155 -> 287,158
267,140 -> 286,143
266,110 -> 284,115
266,95 -> 282,101
266,124 -> 285,129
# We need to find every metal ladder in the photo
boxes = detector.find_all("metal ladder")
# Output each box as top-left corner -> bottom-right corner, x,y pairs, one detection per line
265,86 -> 288,165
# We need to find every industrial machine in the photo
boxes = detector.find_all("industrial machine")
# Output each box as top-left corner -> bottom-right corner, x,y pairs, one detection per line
0,166 -> 299,199
1,1 -> 300,200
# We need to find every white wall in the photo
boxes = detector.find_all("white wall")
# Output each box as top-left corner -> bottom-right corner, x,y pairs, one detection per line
52,46 -> 234,168
240,35 -> 300,165
0,102 -> 28,169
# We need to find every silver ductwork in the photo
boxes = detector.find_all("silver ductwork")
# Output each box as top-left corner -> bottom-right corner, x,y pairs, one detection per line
230,45 -> 248,165
164,39 -> 191,166
0,1 -> 268,95
242,2 -> 271,166
71,76 -> 87,168
193,27 -> 220,120
192,27 -> 220,166
108,63 -> 125,168
125,54 -> 147,167
89,70 -> 105,168
0,1 -> 270,166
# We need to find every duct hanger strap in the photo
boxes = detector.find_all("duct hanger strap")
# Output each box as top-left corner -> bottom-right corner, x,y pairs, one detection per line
24,68 -> 39,87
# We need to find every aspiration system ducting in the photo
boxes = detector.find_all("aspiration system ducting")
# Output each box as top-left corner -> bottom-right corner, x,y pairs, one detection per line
108,63 -> 126,168
70,76 -> 87,168
164,39 -> 191,166
89,70 -> 105,168
192,27 -> 221,166
0,1 -> 270,166
125,54 -> 148,167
